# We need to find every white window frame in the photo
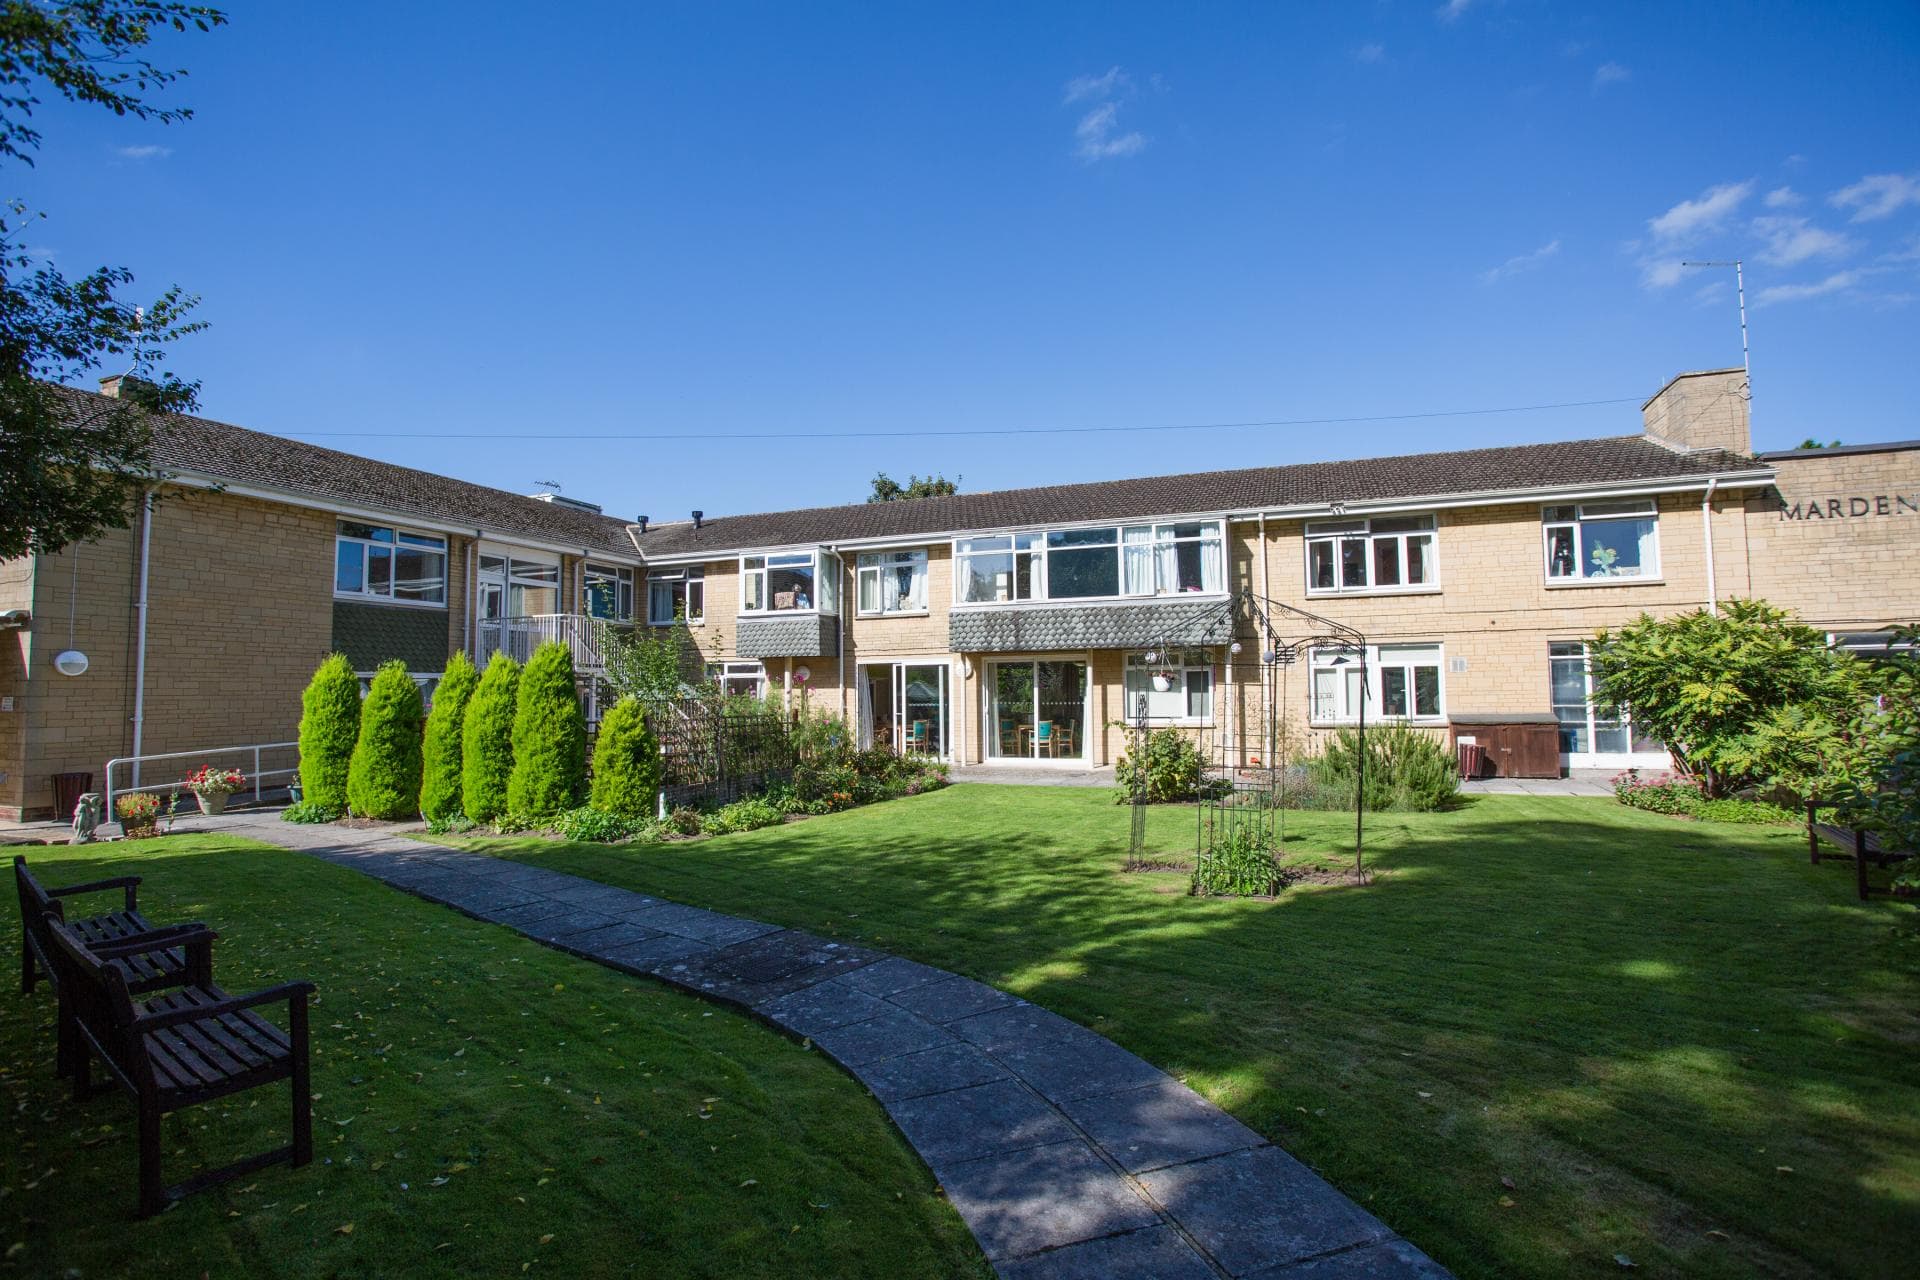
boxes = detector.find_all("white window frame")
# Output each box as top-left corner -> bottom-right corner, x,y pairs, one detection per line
708,660 -> 767,698
1122,650 -> 1216,724
856,549 -> 930,616
740,550 -> 839,615
1542,501 -> 1661,585
334,520 -> 447,608
1308,644 -> 1445,725
1549,641 -> 1666,765
582,562 -> 636,623
952,519 -> 1226,607
647,567 -> 705,626
1305,514 -> 1439,596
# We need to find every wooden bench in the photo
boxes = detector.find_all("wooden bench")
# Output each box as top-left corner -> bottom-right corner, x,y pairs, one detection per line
14,856 -> 201,998
1806,801 -> 1915,900
44,917 -> 314,1217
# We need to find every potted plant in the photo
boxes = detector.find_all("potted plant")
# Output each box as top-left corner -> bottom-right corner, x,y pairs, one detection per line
1151,670 -> 1177,693
115,791 -> 163,838
184,765 -> 246,815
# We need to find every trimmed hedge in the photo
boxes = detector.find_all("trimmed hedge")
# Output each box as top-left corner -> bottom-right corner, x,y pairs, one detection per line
419,651 -> 478,822
462,652 -> 520,822
297,653 -> 360,812
589,695 -> 662,821
508,641 -> 587,819
346,660 -> 425,819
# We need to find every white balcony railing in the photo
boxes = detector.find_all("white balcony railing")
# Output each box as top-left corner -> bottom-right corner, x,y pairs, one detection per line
477,613 -> 610,672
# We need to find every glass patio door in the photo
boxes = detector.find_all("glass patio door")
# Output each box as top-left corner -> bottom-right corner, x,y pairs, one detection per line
861,663 -> 950,758
987,660 -> 1087,761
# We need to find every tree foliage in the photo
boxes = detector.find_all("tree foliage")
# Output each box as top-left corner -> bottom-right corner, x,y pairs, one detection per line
867,472 -> 959,503
419,651 -> 477,822
347,660 -> 424,819
1590,599 -> 1865,797
508,641 -> 587,819
296,653 -> 360,812
1832,629 -> 1920,851
589,696 -> 662,820
602,617 -> 699,702
461,652 -> 519,822
0,2 -> 224,559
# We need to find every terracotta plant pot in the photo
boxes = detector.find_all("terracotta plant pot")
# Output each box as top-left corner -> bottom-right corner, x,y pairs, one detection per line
122,820 -> 158,839
195,791 -> 229,816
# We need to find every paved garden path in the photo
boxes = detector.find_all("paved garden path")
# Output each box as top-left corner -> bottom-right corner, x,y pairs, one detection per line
223,811 -> 1449,1280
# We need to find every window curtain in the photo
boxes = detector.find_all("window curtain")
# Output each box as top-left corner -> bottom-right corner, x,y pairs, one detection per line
1200,535 -> 1224,592
1122,526 -> 1155,594
1635,520 -> 1658,576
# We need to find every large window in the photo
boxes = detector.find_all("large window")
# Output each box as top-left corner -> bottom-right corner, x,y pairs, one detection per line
1309,644 -> 1443,723
707,660 -> 766,698
1550,642 -> 1661,758
955,520 -> 1225,605
857,550 -> 928,615
1123,651 -> 1214,722
1543,501 -> 1660,582
583,563 -> 636,622
741,550 -> 838,614
334,520 -> 446,605
647,568 -> 704,625
1306,515 -> 1437,594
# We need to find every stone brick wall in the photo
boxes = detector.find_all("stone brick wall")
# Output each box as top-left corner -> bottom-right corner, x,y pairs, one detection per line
1742,445 -> 1920,629
0,556 -> 34,814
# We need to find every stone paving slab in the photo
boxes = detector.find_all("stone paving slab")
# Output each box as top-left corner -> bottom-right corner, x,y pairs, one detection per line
214,811 -> 1449,1280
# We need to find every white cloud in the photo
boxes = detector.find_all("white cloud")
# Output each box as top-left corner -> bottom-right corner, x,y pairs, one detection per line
115,144 -> 172,160
1591,62 -> 1631,90
1763,185 -> 1802,208
1436,0 -> 1475,23
1754,270 -> 1860,306
1829,172 -> 1920,222
1751,215 -> 1858,267
1641,258 -> 1690,289
1480,238 -> 1561,284
1063,67 -> 1129,105
1647,180 -> 1754,244
1074,101 -> 1146,162
1355,42 -> 1386,64
1883,235 -> 1920,264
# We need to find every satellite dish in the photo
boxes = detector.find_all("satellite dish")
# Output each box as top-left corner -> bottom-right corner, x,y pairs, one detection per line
54,649 -> 89,677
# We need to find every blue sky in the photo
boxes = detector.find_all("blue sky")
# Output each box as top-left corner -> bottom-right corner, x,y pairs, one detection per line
22,0 -> 1920,522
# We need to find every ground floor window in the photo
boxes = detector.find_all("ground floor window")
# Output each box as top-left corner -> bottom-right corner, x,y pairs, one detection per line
861,663 -> 949,756
709,660 -> 766,698
1549,642 -> 1661,759
987,659 -> 1087,761
1309,644 -> 1443,723
1122,650 -> 1213,722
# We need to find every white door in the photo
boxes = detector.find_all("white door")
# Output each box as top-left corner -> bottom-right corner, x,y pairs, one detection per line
1550,642 -> 1668,770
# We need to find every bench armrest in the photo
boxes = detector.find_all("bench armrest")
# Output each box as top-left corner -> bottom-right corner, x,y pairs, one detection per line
90,923 -> 218,958
47,875 -> 142,913
134,981 -> 315,1033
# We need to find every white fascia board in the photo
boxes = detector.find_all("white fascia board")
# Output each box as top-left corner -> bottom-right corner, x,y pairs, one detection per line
1225,470 -> 1777,523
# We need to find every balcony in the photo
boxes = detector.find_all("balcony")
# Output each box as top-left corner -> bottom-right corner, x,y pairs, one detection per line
737,613 -> 839,659
478,613 -> 611,672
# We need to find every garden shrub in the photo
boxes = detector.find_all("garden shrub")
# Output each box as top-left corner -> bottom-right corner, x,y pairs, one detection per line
553,805 -> 643,843
346,660 -> 425,819
1113,728 -> 1222,803
424,812 -> 477,836
1193,823 -> 1283,896
589,696 -> 662,821
509,642 -> 588,819
701,797 -> 786,835
461,653 -> 520,822
419,651 -> 478,823
1310,723 -> 1459,812
297,653 -> 360,812
1612,771 -> 1798,824
281,799 -> 342,824
668,807 -> 703,836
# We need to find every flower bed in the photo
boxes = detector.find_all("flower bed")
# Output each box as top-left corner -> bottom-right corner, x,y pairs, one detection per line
1611,770 -> 1798,824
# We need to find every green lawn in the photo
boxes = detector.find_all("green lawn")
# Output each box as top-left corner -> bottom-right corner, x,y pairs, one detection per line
439,787 -> 1920,1280
0,835 -> 985,1279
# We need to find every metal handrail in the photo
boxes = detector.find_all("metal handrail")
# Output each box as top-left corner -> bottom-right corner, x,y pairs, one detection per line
104,741 -> 298,817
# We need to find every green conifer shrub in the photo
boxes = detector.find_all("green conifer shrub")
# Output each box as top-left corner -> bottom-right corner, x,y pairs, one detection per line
461,652 -> 520,822
509,641 -> 588,819
419,651 -> 478,822
589,695 -> 662,820
297,653 -> 361,812
346,660 -> 425,819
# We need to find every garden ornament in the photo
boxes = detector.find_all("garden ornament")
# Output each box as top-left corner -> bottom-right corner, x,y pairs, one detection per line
71,792 -> 103,844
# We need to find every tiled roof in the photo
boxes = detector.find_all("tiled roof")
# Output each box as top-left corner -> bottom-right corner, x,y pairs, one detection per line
634,435 -> 1766,558
58,385 -> 640,558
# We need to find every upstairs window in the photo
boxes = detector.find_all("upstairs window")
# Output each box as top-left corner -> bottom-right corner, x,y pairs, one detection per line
1122,651 -> 1214,722
646,567 -> 702,625
957,533 -> 1042,603
583,563 -> 636,622
1121,522 -> 1225,596
1543,501 -> 1660,582
741,551 -> 838,614
335,520 -> 446,605
857,550 -> 928,615
955,520 -> 1225,604
1306,515 -> 1436,594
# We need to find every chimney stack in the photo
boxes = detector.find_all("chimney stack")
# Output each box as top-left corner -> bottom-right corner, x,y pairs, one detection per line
1641,368 -> 1751,455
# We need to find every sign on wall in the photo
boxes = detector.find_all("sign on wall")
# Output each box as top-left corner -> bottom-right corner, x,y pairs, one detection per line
1779,493 -> 1920,520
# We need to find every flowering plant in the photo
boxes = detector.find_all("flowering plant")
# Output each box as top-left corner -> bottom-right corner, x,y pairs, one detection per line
183,766 -> 247,797
115,792 -> 162,821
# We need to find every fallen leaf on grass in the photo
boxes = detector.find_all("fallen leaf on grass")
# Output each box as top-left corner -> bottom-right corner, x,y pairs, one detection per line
1614,1254 -> 1636,1269
333,1224 -> 353,1236
539,1233 -> 554,1245
1498,1196 -> 1515,1208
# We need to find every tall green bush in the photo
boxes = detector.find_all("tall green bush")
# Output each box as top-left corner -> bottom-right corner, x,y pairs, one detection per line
1310,723 -> 1459,812
589,695 -> 662,820
1113,727 -> 1221,803
462,652 -> 520,822
509,641 -> 587,819
297,653 -> 360,812
346,661 -> 425,819
419,651 -> 478,822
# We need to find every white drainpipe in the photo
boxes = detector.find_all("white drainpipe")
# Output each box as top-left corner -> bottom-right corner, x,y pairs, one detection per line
129,492 -> 155,788
1701,478 -> 1720,613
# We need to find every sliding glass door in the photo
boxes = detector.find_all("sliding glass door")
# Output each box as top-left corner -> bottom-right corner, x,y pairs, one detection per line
860,663 -> 950,758
987,659 -> 1088,762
